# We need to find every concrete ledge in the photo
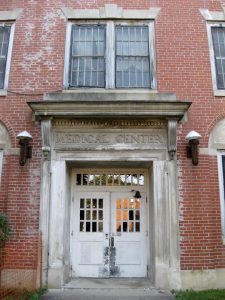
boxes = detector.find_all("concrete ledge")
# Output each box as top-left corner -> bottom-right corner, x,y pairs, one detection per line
0,90 -> 7,96
4,148 -> 20,155
44,90 -> 176,101
181,269 -> 225,290
213,90 -> 225,97
1,269 -> 36,290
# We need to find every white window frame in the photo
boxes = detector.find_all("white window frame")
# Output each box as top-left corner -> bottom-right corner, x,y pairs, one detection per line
217,151 -> 225,244
0,22 -> 15,91
207,23 -> 225,96
63,20 -> 156,89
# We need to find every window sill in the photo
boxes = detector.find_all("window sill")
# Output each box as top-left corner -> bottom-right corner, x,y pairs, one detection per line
0,90 -> 7,96
214,90 -> 225,97
62,88 -> 159,95
44,89 -> 177,102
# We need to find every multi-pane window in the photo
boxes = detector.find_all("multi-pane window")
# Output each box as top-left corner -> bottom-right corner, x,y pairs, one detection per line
0,26 -> 10,89
116,197 -> 140,233
70,25 -> 106,87
76,173 -> 144,186
116,26 -> 150,88
79,197 -> 103,232
68,23 -> 154,89
212,27 -> 225,89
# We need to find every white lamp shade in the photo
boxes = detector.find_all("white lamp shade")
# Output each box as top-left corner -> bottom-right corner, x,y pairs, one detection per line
185,130 -> 201,141
16,130 -> 33,141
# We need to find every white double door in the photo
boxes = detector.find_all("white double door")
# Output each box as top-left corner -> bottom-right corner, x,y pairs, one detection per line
70,191 -> 147,278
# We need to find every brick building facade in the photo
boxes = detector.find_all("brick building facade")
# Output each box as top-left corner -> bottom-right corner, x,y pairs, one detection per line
0,0 -> 225,290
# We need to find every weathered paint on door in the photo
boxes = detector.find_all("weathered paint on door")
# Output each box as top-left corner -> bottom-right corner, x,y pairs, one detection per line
70,190 -> 147,277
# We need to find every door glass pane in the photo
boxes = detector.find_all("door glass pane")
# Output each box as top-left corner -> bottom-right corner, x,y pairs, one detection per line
79,197 -> 104,232
115,196 -> 141,233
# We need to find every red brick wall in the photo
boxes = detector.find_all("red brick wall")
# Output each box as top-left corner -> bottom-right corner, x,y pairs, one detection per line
0,0 -> 225,272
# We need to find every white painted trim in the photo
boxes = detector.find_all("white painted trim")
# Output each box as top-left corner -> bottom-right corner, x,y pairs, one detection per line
149,22 -> 157,89
106,21 -> 115,88
217,151 -> 225,243
0,150 -> 3,185
63,22 -> 72,89
4,23 -> 15,90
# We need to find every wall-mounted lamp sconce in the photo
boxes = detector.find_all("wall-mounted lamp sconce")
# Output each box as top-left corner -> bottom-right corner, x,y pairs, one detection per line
131,190 -> 142,199
16,131 -> 33,166
186,130 -> 201,166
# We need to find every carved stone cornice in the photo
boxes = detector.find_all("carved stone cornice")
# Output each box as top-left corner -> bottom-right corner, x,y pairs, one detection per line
53,119 -> 166,128
28,100 -> 191,121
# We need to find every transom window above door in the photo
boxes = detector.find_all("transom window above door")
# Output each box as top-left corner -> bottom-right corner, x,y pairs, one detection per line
76,173 -> 145,186
65,22 -> 156,89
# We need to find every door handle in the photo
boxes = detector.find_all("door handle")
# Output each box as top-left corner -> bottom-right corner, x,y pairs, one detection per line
110,236 -> 114,248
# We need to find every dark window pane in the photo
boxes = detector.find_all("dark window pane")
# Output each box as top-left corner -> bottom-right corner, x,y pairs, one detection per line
135,222 -> 140,232
80,210 -> 84,220
129,210 -> 134,220
80,198 -> 84,208
99,198 -> 103,208
77,174 -> 82,185
92,222 -> 97,232
123,222 -> 128,232
86,222 -> 91,232
92,198 -> 97,208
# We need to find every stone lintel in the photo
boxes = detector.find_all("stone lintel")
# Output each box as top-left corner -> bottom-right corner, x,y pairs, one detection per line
200,8 -> 225,22
0,8 -> 23,21
61,5 -> 161,20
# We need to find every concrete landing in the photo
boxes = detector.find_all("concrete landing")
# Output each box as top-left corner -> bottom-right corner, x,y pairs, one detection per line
42,278 -> 174,300
64,278 -> 152,289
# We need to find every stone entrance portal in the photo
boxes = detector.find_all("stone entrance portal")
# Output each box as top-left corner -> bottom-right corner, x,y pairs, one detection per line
28,91 -> 191,289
